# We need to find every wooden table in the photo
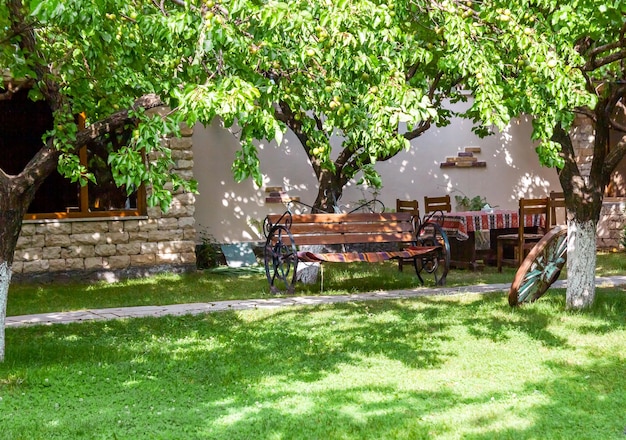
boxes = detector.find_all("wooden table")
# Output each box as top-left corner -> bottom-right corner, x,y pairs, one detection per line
440,210 -> 545,269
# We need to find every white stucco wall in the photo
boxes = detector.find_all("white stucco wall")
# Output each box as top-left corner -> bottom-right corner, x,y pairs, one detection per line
192,111 -> 561,244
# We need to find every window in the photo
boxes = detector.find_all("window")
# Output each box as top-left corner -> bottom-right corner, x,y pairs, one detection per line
0,88 -> 146,219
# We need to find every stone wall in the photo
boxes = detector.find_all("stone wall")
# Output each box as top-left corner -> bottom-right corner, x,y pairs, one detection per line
597,199 -> 626,251
12,117 -> 196,282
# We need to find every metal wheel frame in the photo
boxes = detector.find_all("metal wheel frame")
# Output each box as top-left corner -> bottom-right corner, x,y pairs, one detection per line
509,225 -> 568,306
264,224 -> 299,295
416,221 -> 451,286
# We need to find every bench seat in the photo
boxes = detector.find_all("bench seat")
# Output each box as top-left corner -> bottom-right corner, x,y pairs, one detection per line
263,211 -> 450,294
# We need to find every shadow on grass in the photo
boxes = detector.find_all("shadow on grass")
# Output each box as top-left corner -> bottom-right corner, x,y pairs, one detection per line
2,288 -> 626,439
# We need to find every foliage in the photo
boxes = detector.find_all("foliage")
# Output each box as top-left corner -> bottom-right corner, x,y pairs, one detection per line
195,228 -> 223,269
2,287 -> 626,438
2,0 -> 623,238
454,194 -> 487,211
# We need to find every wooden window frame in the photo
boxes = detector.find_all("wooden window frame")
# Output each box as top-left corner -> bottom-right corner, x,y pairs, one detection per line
23,113 -> 147,220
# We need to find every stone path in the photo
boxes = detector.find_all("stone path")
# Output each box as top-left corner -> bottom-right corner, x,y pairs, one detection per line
6,276 -> 626,328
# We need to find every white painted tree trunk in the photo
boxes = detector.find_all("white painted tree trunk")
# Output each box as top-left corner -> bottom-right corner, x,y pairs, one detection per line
296,245 -> 323,284
0,262 -> 10,362
566,219 -> 597,309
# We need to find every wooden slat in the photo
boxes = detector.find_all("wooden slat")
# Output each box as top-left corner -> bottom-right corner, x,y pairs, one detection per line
269,231 -> 417,246
266,212 -> 413,224
265,211 -> 419,246
288,222 -> 413,235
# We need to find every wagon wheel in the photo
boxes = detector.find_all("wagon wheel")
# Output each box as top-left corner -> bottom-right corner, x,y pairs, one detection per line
509,225 -> 568,306
416,221 -> 451,286
264,224 -> 298,295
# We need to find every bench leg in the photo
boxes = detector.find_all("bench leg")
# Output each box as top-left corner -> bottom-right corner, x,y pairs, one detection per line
264,225 -> 298,294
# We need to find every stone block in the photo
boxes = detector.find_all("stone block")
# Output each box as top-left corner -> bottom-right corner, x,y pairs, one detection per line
175,170 -> 194,181
95,244 -> 118,257
171,149 -> 193,160
179,217 -> 195,228
11,261 -> 23,273
131,254 -> 156,265
179,122 -> 193,137
48,259 -> 67,272
72,221 -> 109,234
105,232 -> 130,244
122,220 -> 141,232
66,258 -> 85,270
158,240 -> 196,253
180,252 -> 197,264
16,236 -> 34,248
176,159 -> 194,170
84,257 -> 105,270
61,245 -> 96,259
148,229 -> 183,242
157,218 -> 179,230
138,219 -> 159,231
170,137 -> 192,150
43,247 -> 62,259
45,234 -> 72,247
128,232 -> 149,242
141,242 -> 159,254
32,235 -> 46,247
71,233 -> 107,245
15,248 -> 43,261
175,193 -> 196,206
146,207 -> 162,218
20,224 -> 36,236
22,259 -> 50,273
116,243 -> 141,255
156,253 -> 181,264
104,256 -> 131,269
36,222 -> 73,235
16,235 -> 45,249
108,221 -> 126,233
162,204 -> 188,218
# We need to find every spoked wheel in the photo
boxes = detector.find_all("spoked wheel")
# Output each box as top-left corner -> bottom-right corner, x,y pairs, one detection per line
264,225 -> 298,294
416,221 -> 451,286
509,225 -> 568,306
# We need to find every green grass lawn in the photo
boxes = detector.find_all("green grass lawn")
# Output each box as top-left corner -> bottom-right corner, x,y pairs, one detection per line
2,287 -> 626,439
5,252 -> 625,317
1,252 -> 624,439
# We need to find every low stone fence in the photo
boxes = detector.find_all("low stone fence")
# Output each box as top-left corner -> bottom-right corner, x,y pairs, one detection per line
13,205 -> 197,282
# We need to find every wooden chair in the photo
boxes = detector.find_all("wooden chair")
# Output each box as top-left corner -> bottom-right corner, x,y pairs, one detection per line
423,195 -> 452,214
549,191 -> 566,227
496,197 -> 551,272
396,199 -> 420,272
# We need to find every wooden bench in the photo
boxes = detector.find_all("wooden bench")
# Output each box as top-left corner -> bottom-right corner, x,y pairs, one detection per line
263,211 -> 450,294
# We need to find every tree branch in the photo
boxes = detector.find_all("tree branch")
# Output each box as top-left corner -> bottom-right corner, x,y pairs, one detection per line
583,48 -> 626,71
404,120 -> 432,140
603,135 -> 626,176
16,94 -> 163,194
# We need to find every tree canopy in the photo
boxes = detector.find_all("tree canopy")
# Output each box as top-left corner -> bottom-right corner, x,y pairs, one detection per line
1,0 -> 626,361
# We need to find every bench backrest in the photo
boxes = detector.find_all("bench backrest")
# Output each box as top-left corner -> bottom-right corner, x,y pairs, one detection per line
265,212 -> 418,246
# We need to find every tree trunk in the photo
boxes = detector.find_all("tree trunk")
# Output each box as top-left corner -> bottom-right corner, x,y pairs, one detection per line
313,168 -> 347,213
565,218 -> 597,309
0,185 -> 29,363
0,262 -> 10,362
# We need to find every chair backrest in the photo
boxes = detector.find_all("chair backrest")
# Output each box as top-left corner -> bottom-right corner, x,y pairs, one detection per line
518,197 -> 551,239
549,191 -> 566,226
396,199 -> 420,233
396,199 -> 420,216
423,195 -> 451,214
